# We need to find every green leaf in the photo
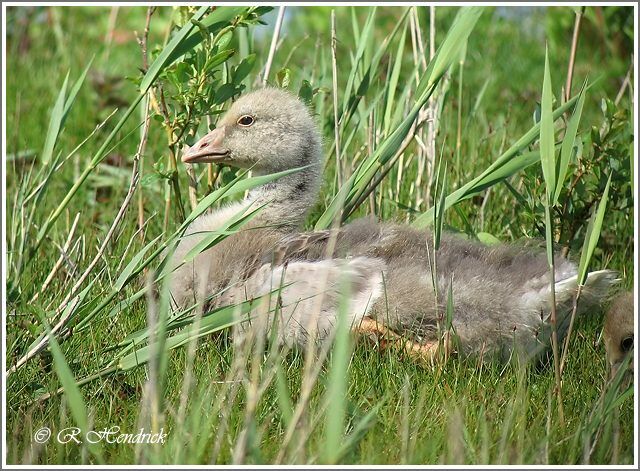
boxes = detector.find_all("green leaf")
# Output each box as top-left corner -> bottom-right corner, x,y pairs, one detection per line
340,8 -> 410,129
275,364 -> 294,427
234,53 -> 256,83
434,161 -> 448,250
276,68 -> 291,88
214,29 -> 233,49
213,82 -> 238,105
417,7 -> 484,96
61,57 -> 94,126
323,273 -> 353,464
413,149 -> 540,227
539,45 -> 557,204
298,80 -> 313,107
206,49 -> 235,74
341,7 -> 378,117
577,174 -> 612,285
555,81 -> 586,202
41,71 -> 69,165
382,20 -> 408,136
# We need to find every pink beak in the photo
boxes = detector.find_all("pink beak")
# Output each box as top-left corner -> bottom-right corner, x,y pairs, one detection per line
182,126 -> 230,164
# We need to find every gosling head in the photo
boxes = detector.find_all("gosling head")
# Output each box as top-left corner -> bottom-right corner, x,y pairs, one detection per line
603,291 -> 634,381
182,87 -> 322,175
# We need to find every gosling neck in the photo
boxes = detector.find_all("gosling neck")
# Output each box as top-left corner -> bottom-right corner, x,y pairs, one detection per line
247,164 -> 321,230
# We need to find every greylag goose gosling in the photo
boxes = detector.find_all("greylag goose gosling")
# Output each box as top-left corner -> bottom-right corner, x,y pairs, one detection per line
603,291 -> 634,380
171,87 -> 619,364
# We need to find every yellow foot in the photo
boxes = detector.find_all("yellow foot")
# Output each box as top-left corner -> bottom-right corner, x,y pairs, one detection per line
354,317 -> 451,365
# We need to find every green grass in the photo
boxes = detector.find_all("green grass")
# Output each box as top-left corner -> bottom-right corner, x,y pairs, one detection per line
4,5 -> 635,465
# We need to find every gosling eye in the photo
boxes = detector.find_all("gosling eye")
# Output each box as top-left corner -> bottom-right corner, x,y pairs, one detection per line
621,336 -> 633,353
237,115 -> 255,127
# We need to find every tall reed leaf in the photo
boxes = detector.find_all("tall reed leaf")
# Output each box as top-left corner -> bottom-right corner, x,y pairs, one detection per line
413,150 -> 540,227
412,91 -> 586,228
341,7 -> 377,117
316,7 -> 483,229
418,7 -> 483,96
113,235 -> 163,292
434,161 -> 448,250
383,21 -> 409,136
555,80 -> 586,202
340,8 -> 410,130
62,57 -> 94,123
577,174 -> 612,285
539,46 -> 557,203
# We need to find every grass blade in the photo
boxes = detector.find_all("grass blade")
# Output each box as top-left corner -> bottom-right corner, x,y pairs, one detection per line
434,161 -> 448,250
323,277 -> 352,464
40,71 -> 69,165
114,235 -> 163,291
38,311 -> 104,463
117,293 -> 275,371
183,203 -> 266,263
62,57 -> 94,121
417,7 -> 483,96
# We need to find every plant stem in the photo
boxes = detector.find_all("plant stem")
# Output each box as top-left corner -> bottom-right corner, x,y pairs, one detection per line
156,88 -> 186,231
455,46 -> 465,171
545,203 -> 565,425
136,6 -> 155,241
262,6 -> 286,86
559,285 -> 583,375
425,6 -> 437,206
331,10 -> 343,189
565,7 -> 585,103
